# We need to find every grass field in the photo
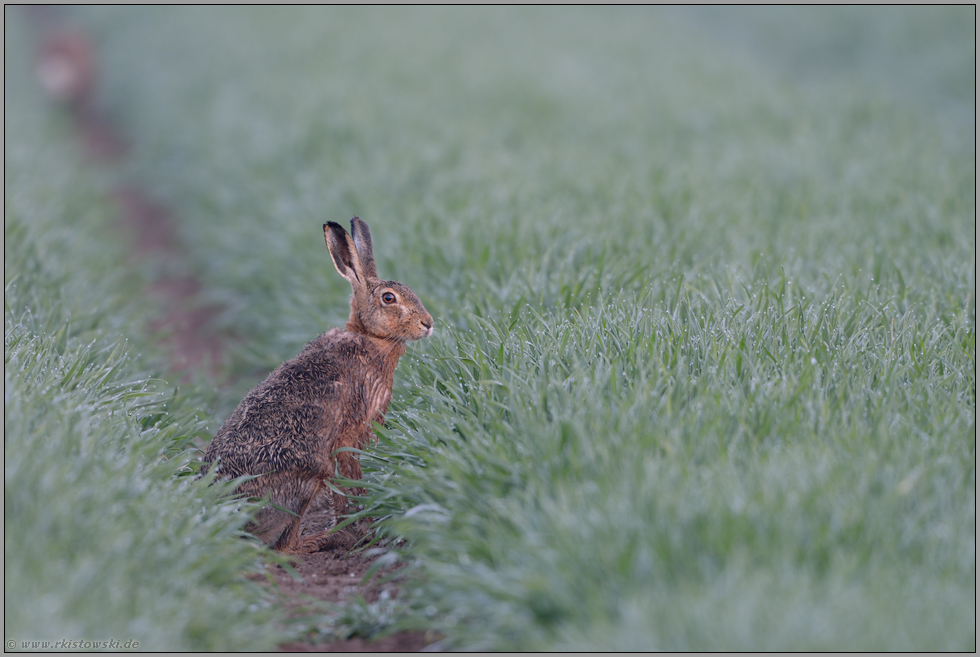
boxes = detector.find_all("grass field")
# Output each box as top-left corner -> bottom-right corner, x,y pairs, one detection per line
4,16 -> 296,650
5,6 -> 975,650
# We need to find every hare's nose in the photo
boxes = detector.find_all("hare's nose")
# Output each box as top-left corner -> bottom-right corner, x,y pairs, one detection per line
421,317 -> 433,330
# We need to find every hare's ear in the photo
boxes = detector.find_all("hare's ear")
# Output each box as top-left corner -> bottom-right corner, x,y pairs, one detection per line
324,222 -> 364,285
349,216 -> 377,279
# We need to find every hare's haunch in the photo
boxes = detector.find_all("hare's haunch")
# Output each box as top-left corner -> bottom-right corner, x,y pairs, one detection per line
201,217 -> 432,553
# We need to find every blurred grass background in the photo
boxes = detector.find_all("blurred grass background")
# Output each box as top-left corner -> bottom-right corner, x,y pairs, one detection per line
5,6 -> 975,650
5,14 -> 288,650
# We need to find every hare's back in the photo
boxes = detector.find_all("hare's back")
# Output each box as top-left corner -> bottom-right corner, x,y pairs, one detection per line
204,332 -> 355,477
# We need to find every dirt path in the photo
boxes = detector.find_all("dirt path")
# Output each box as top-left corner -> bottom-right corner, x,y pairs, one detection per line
270,520 -> 434,652
25,10 -> 433,651
272,531 -> 435,652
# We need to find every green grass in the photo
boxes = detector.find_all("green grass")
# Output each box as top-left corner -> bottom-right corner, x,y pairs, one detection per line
4,14 -> 288,651
6,6 -> 975,650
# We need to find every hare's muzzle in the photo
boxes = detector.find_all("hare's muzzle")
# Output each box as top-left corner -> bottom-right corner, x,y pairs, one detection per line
420,315 -> 433,338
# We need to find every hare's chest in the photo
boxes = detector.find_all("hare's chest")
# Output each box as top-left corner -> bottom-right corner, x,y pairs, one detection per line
326,372 -> 391,454
328,370 -> 392,428
366,372 -> 393,423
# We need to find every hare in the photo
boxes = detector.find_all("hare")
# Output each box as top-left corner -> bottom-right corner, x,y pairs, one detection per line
201,217 -> 433,554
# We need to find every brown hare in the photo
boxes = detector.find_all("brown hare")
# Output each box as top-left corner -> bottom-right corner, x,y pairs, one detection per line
201,217 -> 433,553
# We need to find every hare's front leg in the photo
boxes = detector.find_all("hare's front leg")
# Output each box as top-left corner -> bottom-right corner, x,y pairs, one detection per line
332,450 -> 367,518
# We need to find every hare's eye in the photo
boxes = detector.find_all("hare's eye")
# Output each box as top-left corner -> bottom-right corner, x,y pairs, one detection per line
382,292 -> 396,304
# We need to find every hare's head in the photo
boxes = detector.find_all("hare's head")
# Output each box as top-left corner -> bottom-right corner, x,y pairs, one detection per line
324,217 -> 433,342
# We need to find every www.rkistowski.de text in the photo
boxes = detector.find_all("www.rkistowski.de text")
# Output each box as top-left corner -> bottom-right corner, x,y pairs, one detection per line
7,639 -> 140,650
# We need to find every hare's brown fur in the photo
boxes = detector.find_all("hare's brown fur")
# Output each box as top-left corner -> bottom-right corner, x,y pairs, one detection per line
201,217 -> 432,554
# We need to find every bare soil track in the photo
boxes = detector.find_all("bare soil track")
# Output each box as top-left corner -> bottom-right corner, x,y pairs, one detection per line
270,521 -> 434,652
24,9 -> 434,651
